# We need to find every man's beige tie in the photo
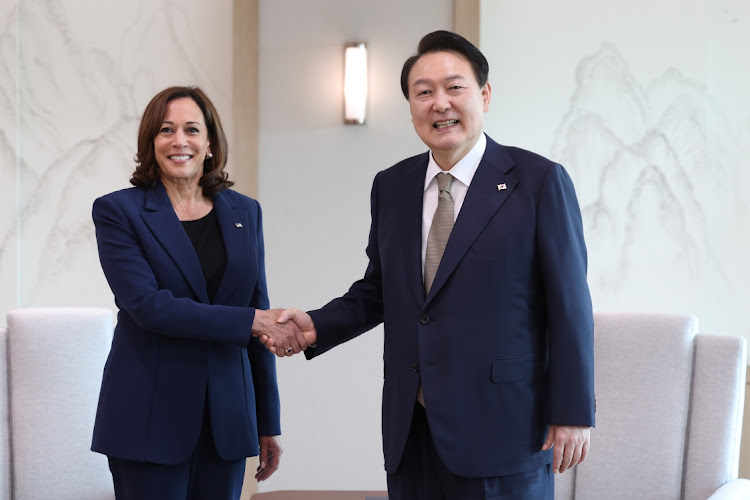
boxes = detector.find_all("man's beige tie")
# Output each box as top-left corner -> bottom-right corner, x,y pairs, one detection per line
419,172 -> 454,406
424,172 -> 455,294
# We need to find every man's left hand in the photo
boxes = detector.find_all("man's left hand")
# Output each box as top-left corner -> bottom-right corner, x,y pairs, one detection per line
541,425 -> 590,473
255,435 -> 282,481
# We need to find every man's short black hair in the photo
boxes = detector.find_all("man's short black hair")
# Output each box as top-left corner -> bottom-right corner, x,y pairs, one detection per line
400,30 -> 489,100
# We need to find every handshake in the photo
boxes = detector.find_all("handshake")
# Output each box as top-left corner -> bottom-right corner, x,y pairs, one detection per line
251,308 -> 317,358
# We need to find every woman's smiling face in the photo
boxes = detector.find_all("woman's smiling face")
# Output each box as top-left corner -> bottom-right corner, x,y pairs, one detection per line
153,97 -> 211,187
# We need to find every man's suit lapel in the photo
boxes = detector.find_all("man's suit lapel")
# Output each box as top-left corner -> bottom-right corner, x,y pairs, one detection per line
212,192 -> 250,305
425,139 -> 518,305
141,183 -> 209,303
402,154 -> 431,305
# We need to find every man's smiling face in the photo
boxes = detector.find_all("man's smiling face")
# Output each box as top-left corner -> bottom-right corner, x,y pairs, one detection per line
407,50 -> 491,169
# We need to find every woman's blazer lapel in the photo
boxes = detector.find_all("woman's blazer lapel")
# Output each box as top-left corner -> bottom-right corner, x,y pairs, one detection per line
211,191 -> 252,305
140,183 -> 210,303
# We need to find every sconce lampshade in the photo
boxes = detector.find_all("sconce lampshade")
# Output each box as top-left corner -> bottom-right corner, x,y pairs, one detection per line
344,42 -> 368,125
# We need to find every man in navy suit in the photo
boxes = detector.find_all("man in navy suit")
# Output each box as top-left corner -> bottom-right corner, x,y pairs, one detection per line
264,31 -> 594,499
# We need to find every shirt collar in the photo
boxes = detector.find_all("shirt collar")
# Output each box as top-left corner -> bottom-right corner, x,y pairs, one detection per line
424,133 -> 487,191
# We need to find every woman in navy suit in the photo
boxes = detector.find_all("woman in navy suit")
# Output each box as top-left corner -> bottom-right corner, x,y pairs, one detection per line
91,86 -> 297,499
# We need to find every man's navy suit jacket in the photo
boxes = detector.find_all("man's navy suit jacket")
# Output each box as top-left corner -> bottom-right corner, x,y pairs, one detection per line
307,136 -> 595,478
90,182 -> 280,464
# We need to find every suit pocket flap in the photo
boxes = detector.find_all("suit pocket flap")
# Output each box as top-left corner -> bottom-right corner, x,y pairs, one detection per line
491,355 -> 544,383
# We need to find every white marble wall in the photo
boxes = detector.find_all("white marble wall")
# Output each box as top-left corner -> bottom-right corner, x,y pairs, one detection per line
482,0 -> 750,343
0,0 -> 232,322
0,1 -> 18,319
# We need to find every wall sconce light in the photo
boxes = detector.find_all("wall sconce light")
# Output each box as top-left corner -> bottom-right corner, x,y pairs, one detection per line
344,42 -> 368,125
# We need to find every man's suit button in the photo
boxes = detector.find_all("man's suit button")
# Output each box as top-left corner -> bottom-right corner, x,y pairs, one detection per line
420,315 -> 429,325
411,364 -> 419,373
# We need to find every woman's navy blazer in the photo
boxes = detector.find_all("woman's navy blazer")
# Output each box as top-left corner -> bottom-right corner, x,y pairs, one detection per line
90,182 -> 280,464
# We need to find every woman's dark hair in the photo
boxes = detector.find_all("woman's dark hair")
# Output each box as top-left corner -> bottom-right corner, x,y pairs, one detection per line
400,30 -> 489,100
130,86 -> 233,197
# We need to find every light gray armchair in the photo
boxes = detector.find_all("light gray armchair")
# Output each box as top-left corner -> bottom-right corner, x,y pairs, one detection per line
556,312 -> 750,499
0,307 -> 115,499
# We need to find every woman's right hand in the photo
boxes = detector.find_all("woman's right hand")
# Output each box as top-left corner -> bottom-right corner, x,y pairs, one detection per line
252,308 -> 309,356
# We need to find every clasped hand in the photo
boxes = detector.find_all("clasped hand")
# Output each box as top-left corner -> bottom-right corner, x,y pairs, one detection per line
251,308 -> 317,358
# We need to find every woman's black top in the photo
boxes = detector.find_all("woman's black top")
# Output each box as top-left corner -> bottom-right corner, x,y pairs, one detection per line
181,208 -> 227,303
